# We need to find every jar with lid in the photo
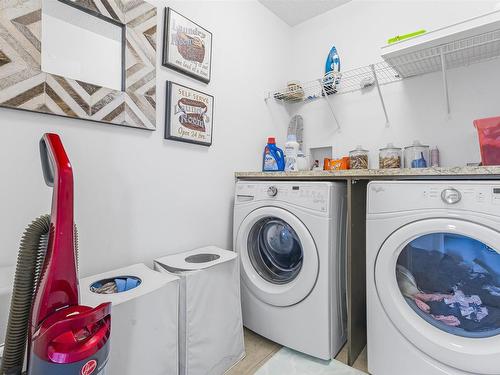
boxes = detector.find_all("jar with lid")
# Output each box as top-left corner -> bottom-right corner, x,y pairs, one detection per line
379,143 -> 402,169
349,145 -> 369,169
404,140 -> 430,168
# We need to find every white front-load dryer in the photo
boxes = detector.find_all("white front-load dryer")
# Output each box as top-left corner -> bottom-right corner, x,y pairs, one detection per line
233,181 -> 347,360
367,181 -> 500,375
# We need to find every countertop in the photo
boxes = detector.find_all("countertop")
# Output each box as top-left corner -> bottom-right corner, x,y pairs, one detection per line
235,166 -> 500,180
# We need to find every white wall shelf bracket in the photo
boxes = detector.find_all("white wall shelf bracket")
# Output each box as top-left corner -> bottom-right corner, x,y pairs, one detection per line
370,64 -> 390,127
439,48 -> 451,115
264,91 -> 271,103
319,78 -> 341,132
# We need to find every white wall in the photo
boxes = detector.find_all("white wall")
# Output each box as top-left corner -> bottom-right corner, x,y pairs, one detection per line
286,0 -> 500,167
0,0 -> 290,276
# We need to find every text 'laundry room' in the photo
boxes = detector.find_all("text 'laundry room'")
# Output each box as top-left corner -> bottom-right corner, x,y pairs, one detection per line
1,1 -> 500,375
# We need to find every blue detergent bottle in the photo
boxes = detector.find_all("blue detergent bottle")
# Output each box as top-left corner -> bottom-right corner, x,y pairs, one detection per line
262,137 -> 285,172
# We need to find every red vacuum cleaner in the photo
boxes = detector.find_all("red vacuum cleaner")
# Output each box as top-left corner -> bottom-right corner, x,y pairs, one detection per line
1,134 -> 111,375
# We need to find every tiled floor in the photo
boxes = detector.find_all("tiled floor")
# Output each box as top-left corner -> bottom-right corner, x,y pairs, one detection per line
228,329 -> 368,375
227,329 -> 281,375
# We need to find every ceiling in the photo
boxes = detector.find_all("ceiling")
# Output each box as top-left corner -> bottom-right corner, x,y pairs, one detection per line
259,0 -> 351,27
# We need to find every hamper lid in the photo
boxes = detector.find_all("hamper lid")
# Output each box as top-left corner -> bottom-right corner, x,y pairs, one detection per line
154,246 -> 237,272
79,263 -> 178,306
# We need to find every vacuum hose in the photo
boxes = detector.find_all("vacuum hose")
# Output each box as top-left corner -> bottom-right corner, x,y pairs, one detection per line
0,216 -> 78,375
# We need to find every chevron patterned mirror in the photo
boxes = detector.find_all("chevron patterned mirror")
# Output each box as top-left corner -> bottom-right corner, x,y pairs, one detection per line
0,0 -> 157,130
41,0 -> 125,92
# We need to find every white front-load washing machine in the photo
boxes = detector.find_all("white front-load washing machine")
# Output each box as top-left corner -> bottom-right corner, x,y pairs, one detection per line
367,181 -> 500,375
233,181 -> 347,360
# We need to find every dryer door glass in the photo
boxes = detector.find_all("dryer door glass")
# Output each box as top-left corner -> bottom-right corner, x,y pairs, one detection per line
248,217 -> 303,284
396,233 -> 500,338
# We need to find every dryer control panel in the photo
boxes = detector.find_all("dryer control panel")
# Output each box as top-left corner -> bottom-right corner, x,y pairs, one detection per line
368,181 -> 500,215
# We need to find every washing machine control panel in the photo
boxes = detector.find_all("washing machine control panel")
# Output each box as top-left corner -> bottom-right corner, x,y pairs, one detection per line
235,183 -> 332,212
368,182 -> 500,215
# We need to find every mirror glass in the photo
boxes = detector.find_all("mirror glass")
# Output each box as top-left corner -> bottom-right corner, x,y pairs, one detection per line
41,0 -> 124,91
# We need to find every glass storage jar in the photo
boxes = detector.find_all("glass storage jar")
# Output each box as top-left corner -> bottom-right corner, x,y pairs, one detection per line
349,145 -> 369,169
404,140 -> 430,168
379,143 -> 402,169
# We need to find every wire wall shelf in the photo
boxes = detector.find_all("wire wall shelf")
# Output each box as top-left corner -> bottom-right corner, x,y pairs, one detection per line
267,62 -> 401,104
384,28 -> 500,78
382,27 -> 500,114
266,62 -> 401,128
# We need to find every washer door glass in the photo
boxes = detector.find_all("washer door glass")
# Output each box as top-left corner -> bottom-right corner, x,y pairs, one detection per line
375,218 -> 500,374
235,206 -> 319,307
396,233 -> 500,338
248,217 -> 303,284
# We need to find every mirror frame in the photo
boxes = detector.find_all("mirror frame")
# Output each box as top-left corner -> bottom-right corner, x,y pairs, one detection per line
0,0 -> 157,130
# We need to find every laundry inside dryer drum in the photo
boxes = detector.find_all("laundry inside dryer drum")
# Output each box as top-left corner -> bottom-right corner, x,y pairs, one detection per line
396,233 -> 500,338
248,217 -> 303,284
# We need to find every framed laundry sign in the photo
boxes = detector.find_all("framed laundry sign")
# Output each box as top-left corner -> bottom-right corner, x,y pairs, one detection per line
162,8 -> 213,83
165,82 -> 214,146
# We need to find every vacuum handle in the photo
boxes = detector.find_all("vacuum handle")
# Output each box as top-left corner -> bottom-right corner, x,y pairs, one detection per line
39,136 -> 54,187
32,134 -> 79,328
40,133 -> 73,188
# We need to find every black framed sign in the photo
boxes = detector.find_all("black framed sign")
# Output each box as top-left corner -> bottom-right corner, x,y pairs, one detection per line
165,81 -> 214,146
162,8 -> 213,83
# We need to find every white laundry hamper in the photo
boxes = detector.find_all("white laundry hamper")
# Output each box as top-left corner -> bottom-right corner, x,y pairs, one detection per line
154,246 -> 245,375
80,263 -> 179,375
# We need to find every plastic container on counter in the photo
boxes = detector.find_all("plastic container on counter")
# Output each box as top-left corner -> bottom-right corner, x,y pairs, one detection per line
349,146 -> 369,169
430,146 -> 440,167
404,140 -> 429,168
262,137 -> 285,172
296,151 -> 309,171
379,143 -> 402,169
323,158 -> 331,170
330,156 -> 349,171
329,157 -> 350,170
474,116 -> 500,166
284,134 -> 300,171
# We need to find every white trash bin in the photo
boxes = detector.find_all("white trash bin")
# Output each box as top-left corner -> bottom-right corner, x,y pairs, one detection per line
154,246 -> 245,375
80,263 -> 179,375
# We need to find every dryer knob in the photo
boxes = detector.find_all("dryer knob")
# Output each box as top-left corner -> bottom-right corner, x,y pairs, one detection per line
267,186 -> 278,197
441,188 -> 461,204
